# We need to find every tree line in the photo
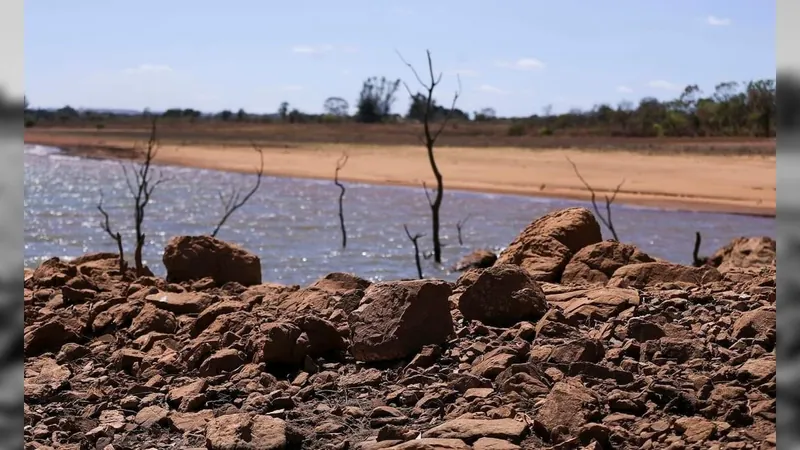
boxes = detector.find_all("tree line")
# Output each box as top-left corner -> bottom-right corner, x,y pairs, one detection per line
24,78 -> 775,138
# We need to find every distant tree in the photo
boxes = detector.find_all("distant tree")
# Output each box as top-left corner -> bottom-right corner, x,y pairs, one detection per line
236,108 -> 247,121
355,76 -> 401,123
473,107 -> 496,121
220,110 -> 233,121
278,102 -> 289,121
323,97 -> 350,117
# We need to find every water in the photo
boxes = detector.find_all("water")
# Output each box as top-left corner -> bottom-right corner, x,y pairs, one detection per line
24,144 -> 775,285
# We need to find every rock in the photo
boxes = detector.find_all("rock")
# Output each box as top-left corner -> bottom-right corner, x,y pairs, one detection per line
495,235 -> 572,282
250,322 -> 306,365
168,410 -> 214,433
546,287 -> 640,324
28,257 -> 77,288
24,317 -> 81,357
199,348 -> 246,376
422,418 -> 527,442
205,413 -> 287,449
608,262 -> 723,289
311,272 -> 372,293
454,250 -> 498,272
129,303 -> 178,337
732,306 -> 776,344
549,338 -> 605,364
295,315 -> 347,356
561,240 -> 655,285
349,280 -> 454,362
673,416 -> 717,443
737,356 -> 776,382
386,439 -> 471,450
163,235 -> 262,286
134,405 -> 168,428
457,265 -> 548,327
708,236 -> 776,273
500,207 -> 602,255
146,291 -> 215,315
626,318 -> 666,342
533,379 -> 600,440
191,300 -> 247,337
472,438 -> 521,449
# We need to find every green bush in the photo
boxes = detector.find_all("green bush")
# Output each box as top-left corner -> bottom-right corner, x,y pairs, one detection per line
539,126 -> 553,136
507,122 -> 526,136
652,123 -> 664,137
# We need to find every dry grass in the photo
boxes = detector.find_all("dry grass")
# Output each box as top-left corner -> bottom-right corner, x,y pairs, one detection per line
26,122 -> 776,156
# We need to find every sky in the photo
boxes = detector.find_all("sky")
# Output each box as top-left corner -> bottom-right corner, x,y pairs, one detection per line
23,0 -> 775,117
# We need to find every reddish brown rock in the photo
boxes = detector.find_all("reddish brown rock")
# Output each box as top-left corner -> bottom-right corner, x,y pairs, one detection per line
561,240 -> 655,285
162,235 -> 262,286
146,291 -> 215,315
349,280 -> 453,362
457,264 -> 548,327
204,413 -> 287,449
199,348 -> 246,376
422,418 -> 527,442
546,287 -> 640,324
454,250 -> 498,272
732,306 -> 776,344
708,236 -> 776,273
24,317 -> 81,357
495,235 -> 572,282
608,262 -> 723,289
533,378 -> 600,441
129,303 -> 178,337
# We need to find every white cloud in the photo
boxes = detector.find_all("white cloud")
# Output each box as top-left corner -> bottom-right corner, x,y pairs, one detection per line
496,58 -> 545,71
707,15 -> 732,26
123,64 -> 173,74
477,84 -> 508,95
290,44 -> 355,54
617,85 -> 634,94
647,80 -> 682,91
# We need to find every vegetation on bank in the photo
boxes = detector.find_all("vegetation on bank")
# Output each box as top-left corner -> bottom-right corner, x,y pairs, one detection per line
24,78 -> 776,138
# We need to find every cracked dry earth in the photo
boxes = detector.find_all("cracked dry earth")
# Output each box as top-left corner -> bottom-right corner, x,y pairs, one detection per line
24,207 -> 777,450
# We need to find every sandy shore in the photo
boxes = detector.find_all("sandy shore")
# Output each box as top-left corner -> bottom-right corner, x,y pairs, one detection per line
24,133 -> 776,217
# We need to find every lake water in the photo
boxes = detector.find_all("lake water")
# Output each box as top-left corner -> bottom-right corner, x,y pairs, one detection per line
24,144 -> 775,285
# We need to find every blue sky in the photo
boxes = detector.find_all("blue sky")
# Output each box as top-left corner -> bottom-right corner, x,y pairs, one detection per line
24,0 -> 775,117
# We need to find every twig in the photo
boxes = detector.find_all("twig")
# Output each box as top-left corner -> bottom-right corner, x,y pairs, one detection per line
403,224 -> 425,279
96,191 -> 127,276
456,214 -> 472,246
566,156 -> 623,241
334,153 -> 349,248
692,231 -> 707,267
210,142 -> 265,237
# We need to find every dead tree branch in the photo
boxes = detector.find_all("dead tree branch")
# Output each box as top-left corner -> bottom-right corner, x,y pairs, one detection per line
397,49 -> 462,264
334,153 -> 349,248
97,191 -> 127,276
566,156 -> 623,241
120,118 -> 169,276
456,214 -> 472,246
403,224 -> 425,279
211,143 -> 265,237
692,231 -> 708,267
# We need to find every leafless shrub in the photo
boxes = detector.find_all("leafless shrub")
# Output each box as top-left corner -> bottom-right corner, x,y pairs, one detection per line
211,143 -> 265,237
403,224 -> 425,279
334,153 -> 349,248
566,156 -> 624,241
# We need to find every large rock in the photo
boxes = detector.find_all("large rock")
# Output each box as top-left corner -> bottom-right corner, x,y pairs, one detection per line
708,236 -> 776,273
561,241 -> 655,286
24,317 -> 81,357
732,306 -> 776,346
204,413 -> 287,449
457,264 -> 548,327
495,207 -> 602,282
608,262 -> 723,289
162,235 -> 262,286
349,280 -> 454,362
422,418 -> 527,442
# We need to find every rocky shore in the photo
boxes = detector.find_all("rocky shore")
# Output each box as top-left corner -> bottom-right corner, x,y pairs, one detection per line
24,207 -> 777,450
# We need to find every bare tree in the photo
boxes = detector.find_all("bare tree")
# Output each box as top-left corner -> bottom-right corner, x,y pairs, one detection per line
456,214 -> 472,246
403,224 -> 425,279
333,153 -> 349,248
96,191 -> 127,276
211,144 -> 265,237
397,49 -> 462,264
120,119 -> 168,276
566,156 -> 624,241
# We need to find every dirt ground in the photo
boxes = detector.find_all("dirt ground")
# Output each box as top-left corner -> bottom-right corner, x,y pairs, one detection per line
24,128 -> 776,216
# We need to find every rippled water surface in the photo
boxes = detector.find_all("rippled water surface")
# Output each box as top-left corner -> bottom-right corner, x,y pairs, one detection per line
24,145 -> 775,285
